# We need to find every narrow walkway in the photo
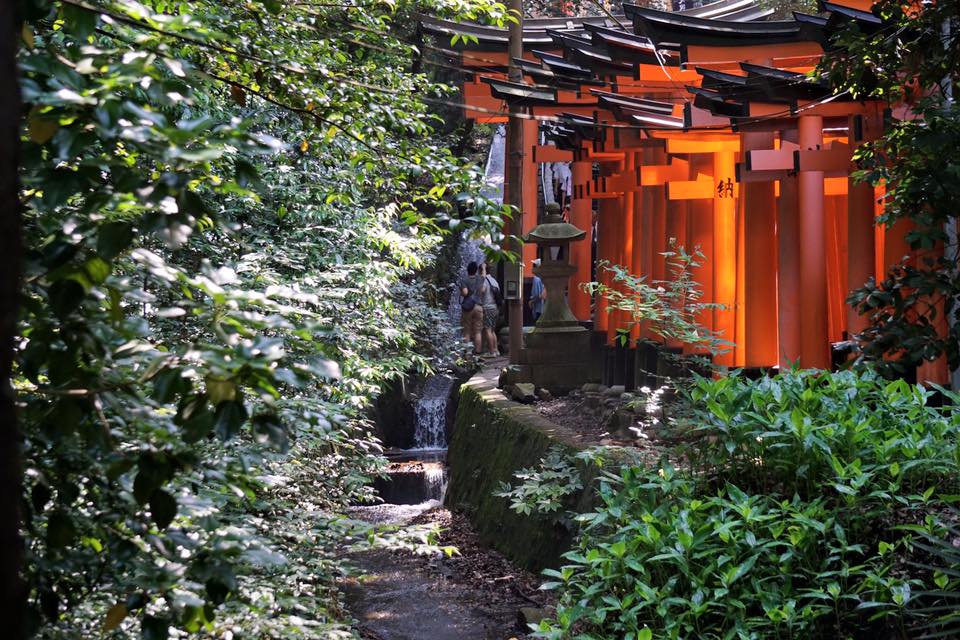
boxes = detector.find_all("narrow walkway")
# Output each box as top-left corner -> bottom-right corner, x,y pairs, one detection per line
343,505 -> 544,640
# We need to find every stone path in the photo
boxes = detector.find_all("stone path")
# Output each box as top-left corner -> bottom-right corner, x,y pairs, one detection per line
343,504 -> 539,640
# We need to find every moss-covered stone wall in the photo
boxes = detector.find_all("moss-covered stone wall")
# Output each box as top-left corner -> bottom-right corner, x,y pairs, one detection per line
445,367 -> 600,572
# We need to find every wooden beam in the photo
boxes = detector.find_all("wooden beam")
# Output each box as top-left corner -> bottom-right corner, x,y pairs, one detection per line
532,145 -> 574,163
745,140 -> 799,171
666,137 -> 740,154
640,158 -> 691,186
683,41 -> 823,66
795,142 -> 851,172
666,177 -> 724,200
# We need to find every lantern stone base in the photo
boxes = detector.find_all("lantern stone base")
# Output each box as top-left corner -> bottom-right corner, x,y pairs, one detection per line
514,327 -> 590,393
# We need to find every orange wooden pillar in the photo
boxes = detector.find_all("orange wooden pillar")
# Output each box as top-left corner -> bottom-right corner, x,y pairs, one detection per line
595,163 -> 618,333
631,151 -> 647,343
847,113 -> 877,338
689,154 -> 715,351
522,118 -> 539,276
569,161 -> 593,321
825,194 -> 849,343
798,115 -> 830,368
713,150 -> 737,367
637,147 -> 660,341
615,153 -> 637,342
778,131 -> 801,367
650,147 -> 668,284
665,198 -> 690,257
742,132 -> 779,367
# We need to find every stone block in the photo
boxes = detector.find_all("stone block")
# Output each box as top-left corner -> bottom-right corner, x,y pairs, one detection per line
605,408 -> 636,439
583,393 -> 601,410
605,384 -> 625,397
511,382 -> 536,404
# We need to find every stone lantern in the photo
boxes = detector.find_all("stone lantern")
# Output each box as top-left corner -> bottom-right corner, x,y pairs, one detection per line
516,203 -> 590,392
525,204 -> 586,330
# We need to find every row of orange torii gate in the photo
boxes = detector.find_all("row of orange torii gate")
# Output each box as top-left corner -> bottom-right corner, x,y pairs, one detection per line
420,0 -> 950,385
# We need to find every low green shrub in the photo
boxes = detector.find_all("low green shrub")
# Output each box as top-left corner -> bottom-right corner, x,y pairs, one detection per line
530,369 -> 960,639
688,369 -> 960,501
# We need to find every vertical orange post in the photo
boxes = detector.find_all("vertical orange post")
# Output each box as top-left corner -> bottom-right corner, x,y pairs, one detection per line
595,163 -> 617,333
798,115 -> 830,369
689,154 -> 715,351
847,114 -> 877,338
522,118 -> 539,277
606,157 -> 631,344
742,132 -> 779,367
713,150 -> 737,366
735,181 -> 746,367
569,161 -> 593,321
651,147 -> 668,284
631,152 -> 646,343
778,131 -> 801,367
825,194 -> 849,343
638,147 -> 658,341
664,199 -> 688,348
666,201 -> 689,254
616,153 -> 636,343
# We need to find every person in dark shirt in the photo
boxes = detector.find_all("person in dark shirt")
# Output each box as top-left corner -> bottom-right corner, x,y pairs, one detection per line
479,262 -> 500,355
528,258 -> 546,323
459,261 -> 485,354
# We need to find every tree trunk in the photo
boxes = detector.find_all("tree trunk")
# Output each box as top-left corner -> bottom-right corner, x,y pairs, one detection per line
0,0 -> 25,636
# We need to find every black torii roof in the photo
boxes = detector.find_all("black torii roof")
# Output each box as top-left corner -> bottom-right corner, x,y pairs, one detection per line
625,4 -> 805,49
418,0 -> 773,52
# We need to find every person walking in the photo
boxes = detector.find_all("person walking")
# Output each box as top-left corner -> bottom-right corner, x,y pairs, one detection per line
529,259 -> 546,323
459,261 -> 485,354
479,262 -> 501,356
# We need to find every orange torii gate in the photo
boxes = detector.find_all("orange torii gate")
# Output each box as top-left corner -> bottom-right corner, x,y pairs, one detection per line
419,0 -> 949,384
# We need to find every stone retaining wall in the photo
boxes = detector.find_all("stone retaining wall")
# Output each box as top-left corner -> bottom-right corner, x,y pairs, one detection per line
445,365 -> 600,571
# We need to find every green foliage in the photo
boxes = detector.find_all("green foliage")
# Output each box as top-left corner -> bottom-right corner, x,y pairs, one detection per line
817,2 -> 960,372
582,244 -> 730,355
494,445 -> 584,516
533,369 -> 960,639
17,0 -> 508,636
688,369 -> 960,500
843,104 -> 960,375
900,507 -> 960,638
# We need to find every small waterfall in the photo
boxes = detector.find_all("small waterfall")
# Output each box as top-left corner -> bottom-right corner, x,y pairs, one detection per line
412,375 -> 454,450
362,127 -> 505,517
424,464 -> 448,504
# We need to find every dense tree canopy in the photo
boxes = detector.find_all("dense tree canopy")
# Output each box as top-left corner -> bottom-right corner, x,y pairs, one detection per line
10,0 -> 510,636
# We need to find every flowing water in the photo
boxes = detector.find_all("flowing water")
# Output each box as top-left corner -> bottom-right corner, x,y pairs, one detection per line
365,126 -> 505,513
344,128 -> 520,640
411,375 -> 455,451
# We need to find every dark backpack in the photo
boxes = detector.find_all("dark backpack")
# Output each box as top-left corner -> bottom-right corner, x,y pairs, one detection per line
486,275 -> 503,306
460,294 -> 477,312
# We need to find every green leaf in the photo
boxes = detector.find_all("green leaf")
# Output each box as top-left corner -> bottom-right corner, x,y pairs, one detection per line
213,400 -> 248,441
46,511 -> 76,549
141,615 -> 169,640
97,222 -> 134,260
48,279 -> 85,318
149,489 -> 177,530
152,368 -> 187,404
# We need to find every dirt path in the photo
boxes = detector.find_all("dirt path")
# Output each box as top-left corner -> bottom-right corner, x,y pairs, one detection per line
343,505 -> 550,640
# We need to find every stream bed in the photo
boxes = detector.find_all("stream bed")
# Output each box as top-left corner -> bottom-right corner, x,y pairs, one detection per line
342,127 -> 546,639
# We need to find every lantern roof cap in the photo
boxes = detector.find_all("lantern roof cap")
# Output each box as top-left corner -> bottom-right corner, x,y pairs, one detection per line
525,205 -> 586,243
